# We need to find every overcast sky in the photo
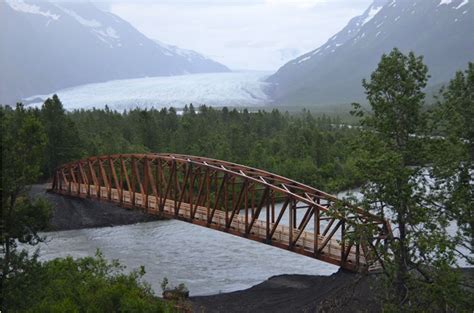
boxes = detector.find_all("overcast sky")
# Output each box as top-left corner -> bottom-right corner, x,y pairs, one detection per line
103,0 -> 373,71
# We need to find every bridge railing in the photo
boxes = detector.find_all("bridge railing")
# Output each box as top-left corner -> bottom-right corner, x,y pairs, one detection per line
52,153 -> 392,272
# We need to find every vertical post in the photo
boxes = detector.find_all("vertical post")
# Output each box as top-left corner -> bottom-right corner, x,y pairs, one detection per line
251,185 -> 255,218
314,207 -> 320,255
214,171 -> 218,209
119,157 -> 124,203
157,159 -> 162,200
206,171 -> 211,221
266,191 -> 271,241
173,161 -> 178,214
341,220 -> 345,264
244,182 -> 249,233
72,167 -> 80,196
88,160 -> 99,198
292,202 -> 297,229
289,199 -> 294,249
67,169 -> 72,194
188,167 -> 194,218
131,157 -> 136,206
98,159 -> 110,200
121,158 -> 132,205
142,157 -> 150,210
96,162 -> 102,199
225,176 -> 228,226
271,193 -> 275,223
86,165 -> 91,197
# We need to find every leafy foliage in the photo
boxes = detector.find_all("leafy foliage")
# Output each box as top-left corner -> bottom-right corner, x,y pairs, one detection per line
2,250 -> 172,313
431,63 -> 474,265
351,49 -> 472,311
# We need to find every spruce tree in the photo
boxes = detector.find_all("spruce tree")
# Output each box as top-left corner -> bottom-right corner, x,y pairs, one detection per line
40,95 -> 81,177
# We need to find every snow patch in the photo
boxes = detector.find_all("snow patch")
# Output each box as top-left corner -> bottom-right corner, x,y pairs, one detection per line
61,7 -> 101,27
93,29 -> 119,44
59,6 -> 120,44
438,0 -> 453,6
298,56 -> 311,64
6,0 -> 60,20
311,48 -> 321,55
155,40 -> 201,59
455,0 -> 469,9
362,5 -> 383,26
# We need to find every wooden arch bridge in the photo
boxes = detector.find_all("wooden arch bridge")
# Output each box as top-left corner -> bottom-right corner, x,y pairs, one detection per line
52,153 -> 392,272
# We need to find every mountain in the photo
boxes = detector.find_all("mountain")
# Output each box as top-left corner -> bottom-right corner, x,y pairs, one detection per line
0,0 -> 229,104
267,0 -> 474,106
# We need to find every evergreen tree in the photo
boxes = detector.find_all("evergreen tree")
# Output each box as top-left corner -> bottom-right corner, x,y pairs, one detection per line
1,104 -> 52,311
41,95 -> 81,177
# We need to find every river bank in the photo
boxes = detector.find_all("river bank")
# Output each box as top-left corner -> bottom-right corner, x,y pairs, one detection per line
29,184 -> 160,231
190,269 -> 384,313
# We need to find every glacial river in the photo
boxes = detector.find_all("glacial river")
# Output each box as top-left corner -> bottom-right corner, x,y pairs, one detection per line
31,188 -> 470,296
33,217 -> 338,296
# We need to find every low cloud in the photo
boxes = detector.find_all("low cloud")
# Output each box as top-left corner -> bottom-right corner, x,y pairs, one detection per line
108,0 -> 371,70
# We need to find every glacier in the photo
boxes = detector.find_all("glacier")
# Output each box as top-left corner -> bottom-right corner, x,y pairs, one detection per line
25,72 -> 273,111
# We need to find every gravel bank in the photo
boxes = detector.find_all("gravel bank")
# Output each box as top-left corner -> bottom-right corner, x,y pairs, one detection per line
29,184 -> 160,231
190,269 -> 384,313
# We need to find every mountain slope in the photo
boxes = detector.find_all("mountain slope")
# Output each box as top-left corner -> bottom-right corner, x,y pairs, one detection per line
267,0 -> 474,106
0,0 -> 229,104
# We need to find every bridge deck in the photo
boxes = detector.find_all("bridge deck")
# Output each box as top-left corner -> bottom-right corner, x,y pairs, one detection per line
55,183 -> 368,270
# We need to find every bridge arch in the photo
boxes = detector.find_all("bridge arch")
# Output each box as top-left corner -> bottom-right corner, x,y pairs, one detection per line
52,153 -> 391,272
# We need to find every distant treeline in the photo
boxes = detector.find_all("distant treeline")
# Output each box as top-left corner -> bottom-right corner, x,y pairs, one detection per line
2,98 -> 362,193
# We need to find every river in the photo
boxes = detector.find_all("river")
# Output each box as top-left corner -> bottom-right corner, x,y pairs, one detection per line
33,216 -> 338,296
30,187 -> 470,296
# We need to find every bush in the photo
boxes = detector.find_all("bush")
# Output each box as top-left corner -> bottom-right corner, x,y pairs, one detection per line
2,250 -> 173,313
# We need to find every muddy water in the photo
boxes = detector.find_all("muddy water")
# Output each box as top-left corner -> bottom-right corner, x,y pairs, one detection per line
34,216 -> 338,296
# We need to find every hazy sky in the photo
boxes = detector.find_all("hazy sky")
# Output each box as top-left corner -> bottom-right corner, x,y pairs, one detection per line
104,0 -> 373,70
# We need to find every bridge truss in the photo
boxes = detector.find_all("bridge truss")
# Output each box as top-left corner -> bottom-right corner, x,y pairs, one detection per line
52,153 -> 392,272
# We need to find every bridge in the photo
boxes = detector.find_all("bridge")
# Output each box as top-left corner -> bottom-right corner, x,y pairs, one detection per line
51,153 -> 392,272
